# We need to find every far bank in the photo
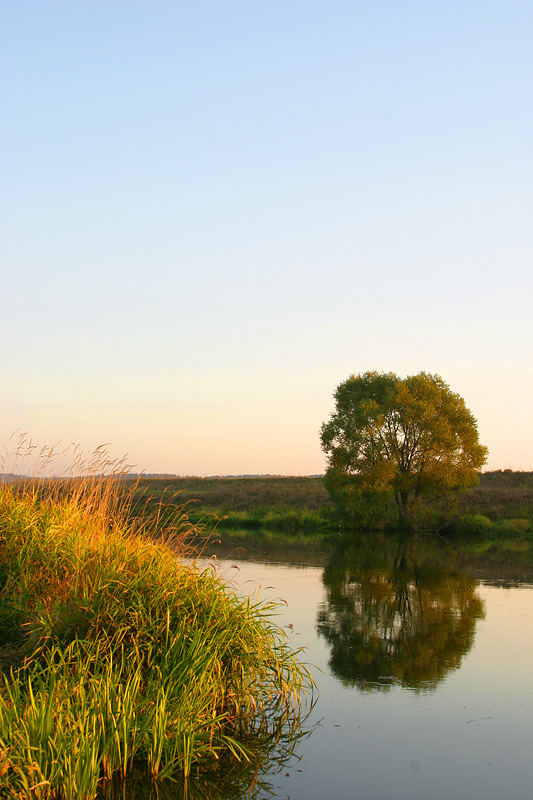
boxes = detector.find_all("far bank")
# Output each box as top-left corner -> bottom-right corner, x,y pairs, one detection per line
125,471 -> 533,564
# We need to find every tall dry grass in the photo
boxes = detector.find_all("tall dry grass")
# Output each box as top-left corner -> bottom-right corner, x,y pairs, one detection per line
0,439 -> 311,799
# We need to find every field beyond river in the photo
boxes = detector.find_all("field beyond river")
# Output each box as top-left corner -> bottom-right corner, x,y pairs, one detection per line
127,471 -> 533,562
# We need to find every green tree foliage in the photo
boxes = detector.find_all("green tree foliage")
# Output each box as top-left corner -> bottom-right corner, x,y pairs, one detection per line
320,371 -> 488,528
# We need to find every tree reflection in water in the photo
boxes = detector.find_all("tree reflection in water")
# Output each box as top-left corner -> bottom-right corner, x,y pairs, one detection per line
317,539 -> 485,692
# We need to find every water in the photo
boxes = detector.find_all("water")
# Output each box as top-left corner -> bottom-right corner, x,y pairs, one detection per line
206,542 -> 533,800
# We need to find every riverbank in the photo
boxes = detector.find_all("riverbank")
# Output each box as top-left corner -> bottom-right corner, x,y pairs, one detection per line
128,472 -> 533,528
128,475 -> 333,536
0,476 -> 309,799
126,472 -> 533,563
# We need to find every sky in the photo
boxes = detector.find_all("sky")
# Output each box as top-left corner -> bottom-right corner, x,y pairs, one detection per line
2,1 -> 532,475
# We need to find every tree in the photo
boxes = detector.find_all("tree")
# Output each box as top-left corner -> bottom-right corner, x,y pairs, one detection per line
320,371 -> 488,528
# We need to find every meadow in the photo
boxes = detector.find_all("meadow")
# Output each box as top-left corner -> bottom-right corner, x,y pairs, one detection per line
126,471 -> 533,553
124,476 -> 333,552
0,472 -> 311,799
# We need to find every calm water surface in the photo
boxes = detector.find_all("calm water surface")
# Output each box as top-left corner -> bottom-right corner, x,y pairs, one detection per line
206,546 -> 533,800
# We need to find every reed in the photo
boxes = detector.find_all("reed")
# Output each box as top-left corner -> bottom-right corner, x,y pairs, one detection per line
0,444 -> 311,799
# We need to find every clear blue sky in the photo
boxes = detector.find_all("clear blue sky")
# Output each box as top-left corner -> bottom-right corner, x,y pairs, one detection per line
2,1 -> 532,474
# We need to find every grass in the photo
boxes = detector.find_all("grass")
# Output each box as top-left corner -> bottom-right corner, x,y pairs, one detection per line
123,471 -> 533,540
126,476 -> 334,538
111,473 -> 533,567
432,474 -> 533,561
0,457 -> 311,799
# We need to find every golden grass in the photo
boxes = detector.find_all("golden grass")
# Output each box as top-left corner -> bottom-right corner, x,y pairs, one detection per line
0,439 -> 311,798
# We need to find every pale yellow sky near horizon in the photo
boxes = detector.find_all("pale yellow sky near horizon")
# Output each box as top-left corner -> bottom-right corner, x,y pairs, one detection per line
3,366 -> 531,476
2,3 -> 532,475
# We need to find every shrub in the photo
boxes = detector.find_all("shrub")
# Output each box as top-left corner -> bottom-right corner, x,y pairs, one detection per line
453,514 -> 494,538
495,518 -> 531,537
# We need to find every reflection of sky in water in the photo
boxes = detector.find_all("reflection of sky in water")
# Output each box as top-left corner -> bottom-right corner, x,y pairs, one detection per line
459,585 -> 533,689
207,557 -> 533,800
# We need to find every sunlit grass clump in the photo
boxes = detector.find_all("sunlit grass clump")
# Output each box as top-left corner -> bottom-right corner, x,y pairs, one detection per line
0,452 -> 309,799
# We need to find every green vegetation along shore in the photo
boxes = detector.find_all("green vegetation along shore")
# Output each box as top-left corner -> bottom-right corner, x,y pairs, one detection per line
128,476 -> 333,544
0,475 -> 310,799
126,471 -> 533,559
127,471 -> 533,530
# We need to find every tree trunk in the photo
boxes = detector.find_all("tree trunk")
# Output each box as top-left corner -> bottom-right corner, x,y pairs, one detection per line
394,491 -> 415,537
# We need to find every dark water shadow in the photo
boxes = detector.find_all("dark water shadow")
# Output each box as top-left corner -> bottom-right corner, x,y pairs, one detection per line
96,724 -> 313,800
97,768 -> 272,800
317,537 -> 485,692
96,674 -> 315,800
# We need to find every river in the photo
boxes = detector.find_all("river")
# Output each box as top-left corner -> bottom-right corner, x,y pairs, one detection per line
204,540 -> 533,800
117,539 -> 533,800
